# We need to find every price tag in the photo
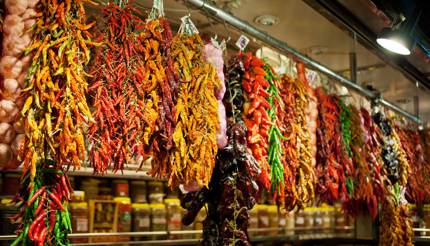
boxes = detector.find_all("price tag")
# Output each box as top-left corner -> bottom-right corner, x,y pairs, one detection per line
235,35 -> 250,51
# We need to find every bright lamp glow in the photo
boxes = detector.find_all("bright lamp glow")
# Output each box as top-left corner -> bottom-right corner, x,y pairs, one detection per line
376,38 -> 411,55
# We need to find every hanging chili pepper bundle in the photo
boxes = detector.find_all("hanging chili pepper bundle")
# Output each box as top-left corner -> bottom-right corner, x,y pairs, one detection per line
11,161 -> 72,246
278,74 -> 299,210
263,61 -> 285,199
337,98 -> 355,199
286,63 -> 315,208
169,25 -> 219,189
241,53 -> 271,189
20,0 -> 97,179
314,88 -> 345,203
89,2 -> 154,173
145,3 -> 178,177
379,185 -> 413,246
396,127 -> 429,203
359,108 -> 385,219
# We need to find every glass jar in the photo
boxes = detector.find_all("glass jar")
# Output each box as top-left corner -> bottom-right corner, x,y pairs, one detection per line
70,202 -> 89,243
113,180 -> 129,197
0,199 -> 18,237
165,198 -> 182,238
304,207 -> 315,239
295,209 -> 306,235
334,205 -> 348,235
249,206 -> 259,237
114,197 -> 132,241
314,207 -> 323,237
148,182 -> 164,204
257,205 -> 270,236
151,203 -> 167,240
268,205 -> 278,235
131,181 -> 147,203
132,203 -> 150,240
423,205 -> 430,236
285,210 -> 295,236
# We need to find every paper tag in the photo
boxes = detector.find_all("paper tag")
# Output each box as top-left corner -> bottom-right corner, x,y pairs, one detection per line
139,218 -> 150,228
235,35 -> 250,51
180,15 -> 199,34
76,218 -> 88,232
153,0 -> 161,9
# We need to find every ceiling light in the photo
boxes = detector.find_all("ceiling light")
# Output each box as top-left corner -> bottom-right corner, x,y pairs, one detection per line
377,28 -> 412,55
254,15 -> 279,26
376,11 -> 421,55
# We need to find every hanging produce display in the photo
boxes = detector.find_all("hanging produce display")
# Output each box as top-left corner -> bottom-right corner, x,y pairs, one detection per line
11,161 -> 72,246
278,74 -> 299,210
88,2 -> 150,174
315,88 -> 346,204
145,3 -> 178,177
0,0 -> 37,168
337,98 -> 354,200
12,0 -> 96,244
241,53 -> 272,189
396,126 -> 430,204
168,18 -> 220,189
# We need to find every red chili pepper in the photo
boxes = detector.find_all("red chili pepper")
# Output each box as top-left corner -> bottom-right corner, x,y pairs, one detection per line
61,175 -> 70,200
29,210 -> 46,240
48,193 -> 65,211
49,208 -> 56,233
34,191 -> 46,216
28,186 -> 46,206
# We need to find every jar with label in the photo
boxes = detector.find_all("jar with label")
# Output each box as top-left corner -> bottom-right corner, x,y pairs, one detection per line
257,205 -> 269,236
268,205 -> 278,235
70,202 -> 89,243
334,205 -> 347,235
131,181 -> 147,203
314,207 -> 323,237
248,206 -> 259,237
148,182 -> 164,204
165,199 -> 182,238
132,203 -> 150,240
321,206 -> 333,235
113,180 -> 129,197
285,210 -> 295,236
194,206 -> 207,238
423,205 -> 430,236
295,209 -> 306,235
151,203 -> 167,239
114,197 -> 132,241
303,207 -> 315,238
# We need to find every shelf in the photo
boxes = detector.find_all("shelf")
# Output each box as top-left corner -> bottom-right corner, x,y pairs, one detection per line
0,164 -> 161,180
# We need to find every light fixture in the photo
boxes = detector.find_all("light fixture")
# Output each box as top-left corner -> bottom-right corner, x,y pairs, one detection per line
377,27 -> 413,55
376,11 -> 422,55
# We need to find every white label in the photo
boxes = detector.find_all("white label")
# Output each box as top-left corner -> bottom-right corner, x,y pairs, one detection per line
139,218 -> 150,228
235,35 -> 250,51
153,0 -> 161,9
181,15 -> 199,34
76,218 -> 88,232
315,218 -> 322,225
259,216 -> 269,227
279,217 -> 286,227
296,217 -> 304,225
153,217 -> 166,224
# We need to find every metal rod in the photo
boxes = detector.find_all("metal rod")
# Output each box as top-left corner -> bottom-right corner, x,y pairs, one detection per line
185,0 -> 422,124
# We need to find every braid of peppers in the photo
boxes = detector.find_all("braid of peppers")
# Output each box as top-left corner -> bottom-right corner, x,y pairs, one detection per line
263,61 -> 285,200
338,98 -> 354,197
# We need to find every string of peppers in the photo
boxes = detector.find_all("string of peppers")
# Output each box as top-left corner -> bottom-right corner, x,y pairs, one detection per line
88,1 -> 150,174
263,61 -> 285,200
14,0 -> 97,244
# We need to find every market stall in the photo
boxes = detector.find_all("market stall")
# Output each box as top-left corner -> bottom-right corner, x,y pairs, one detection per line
1,0 -> 430,245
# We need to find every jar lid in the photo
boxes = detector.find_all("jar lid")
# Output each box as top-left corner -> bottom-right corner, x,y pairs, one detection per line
164,198 -> 180,205
148,181 -> 163,187
150,203 -> 166,209
131,181 -> 147,185
1,199 -> 13,205
267,205 -> 278,212
70,202 -> 88,208
132,203 -> 150,209
114,197 -> 131,204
